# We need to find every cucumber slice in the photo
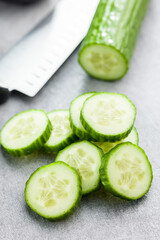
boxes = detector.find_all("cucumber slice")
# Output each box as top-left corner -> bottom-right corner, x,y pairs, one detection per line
0,110 -> 52,157
25,162 -> 81,220
55,141 -> 103,195
43,110 -> 77,153
78,0 -> 150,80
100,142 -> 153,200
93,127 -> 139,154
69,92 -> 96,140
81,92 -> 136,142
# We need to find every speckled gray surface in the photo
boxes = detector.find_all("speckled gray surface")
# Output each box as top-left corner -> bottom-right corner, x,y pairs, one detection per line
0,0 -> 56,59
0,0 -> 160,239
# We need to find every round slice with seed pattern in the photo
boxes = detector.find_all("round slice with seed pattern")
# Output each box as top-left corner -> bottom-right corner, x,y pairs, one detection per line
81,92 -> 136,142
43,110 -> 77,153
100,142 -> 153,200
93,127 -> 139,154
0,110 -> 52,156
69,92 -> 96,140
55,141 -> 103,195
25,162 -> 81,220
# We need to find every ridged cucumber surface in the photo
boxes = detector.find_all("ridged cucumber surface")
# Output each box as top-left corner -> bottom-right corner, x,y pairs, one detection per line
55,141 -> 103,195
0,110 -> 52,157
93,126 -> 138,154
69,92 -> 96,140
79,0 -> 150,80
25,162 -> 81,220
43,110 -> 77,153
81,92 -> 136,142
100,142 -> 153,200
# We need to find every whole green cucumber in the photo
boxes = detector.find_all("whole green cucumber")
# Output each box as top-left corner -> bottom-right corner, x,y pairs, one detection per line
78,0 -> 150,80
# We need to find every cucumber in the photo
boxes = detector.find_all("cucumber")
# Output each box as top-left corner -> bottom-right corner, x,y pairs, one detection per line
93,126 -> 138,154
81,92 -> 136,142
25,162 -> 81,220
79,0 -> 150,80
0,110 -> 52,157
43,110 -> 77,153
69,92 -> 96,140
100,142 -> 153,200
55,141 -> 103,195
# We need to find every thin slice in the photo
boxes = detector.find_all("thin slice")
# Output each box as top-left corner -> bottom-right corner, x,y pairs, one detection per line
93,127 -> 139,154
69,92 -> 96,140
0,109 -> 52,156
25,162 -> 81,220
43,110 -> 77,153
55,141 -> 103,195
100,142 -> 153,200
81,92 -> 136,142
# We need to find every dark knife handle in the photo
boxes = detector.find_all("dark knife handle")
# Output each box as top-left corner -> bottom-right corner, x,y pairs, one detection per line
0,87 -> 10,104
3,0 -> 43,4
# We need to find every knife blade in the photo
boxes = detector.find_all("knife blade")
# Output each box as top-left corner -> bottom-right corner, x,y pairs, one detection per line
0,0 -> 99,98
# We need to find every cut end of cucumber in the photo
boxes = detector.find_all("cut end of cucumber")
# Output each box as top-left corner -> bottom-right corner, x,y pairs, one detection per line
25,162 -> 81,220
79,45 -> 127,80
101,143 -> 152,200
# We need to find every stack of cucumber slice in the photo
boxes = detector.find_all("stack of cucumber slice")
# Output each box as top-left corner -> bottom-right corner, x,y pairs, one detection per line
0,92 -> 153,220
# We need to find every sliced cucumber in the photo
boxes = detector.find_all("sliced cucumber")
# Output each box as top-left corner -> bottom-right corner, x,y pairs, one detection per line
43,110 -> 77,153
78,0 -> 150,80
25,162 -> 81,220
93,127 -> 139,154
55,141 -> 103,195
0,110 -> 52,157
81,92 -> 136,142
69,92 -> 96,140
100,142 -> 153,200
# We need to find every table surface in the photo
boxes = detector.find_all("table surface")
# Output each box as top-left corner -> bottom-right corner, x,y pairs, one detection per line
0,0 -> 160,239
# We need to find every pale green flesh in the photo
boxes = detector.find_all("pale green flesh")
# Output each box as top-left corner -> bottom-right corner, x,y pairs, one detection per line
1,111 -> 48,149
82,93 -> 136,136
94,127 -> 138,153
107,144 -> 152,198
45,110 -> 73,147
70,93 -> 94,135
25,163 -> 80,218
79,0 -> 150,80
80,45 -> 126,80
56,141 -> 102,194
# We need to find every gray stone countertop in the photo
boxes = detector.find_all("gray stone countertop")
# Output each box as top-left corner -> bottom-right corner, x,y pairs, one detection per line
0,0 -> 160,239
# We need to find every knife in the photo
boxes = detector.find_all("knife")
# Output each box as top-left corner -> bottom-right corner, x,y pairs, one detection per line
0,0 -> 99,103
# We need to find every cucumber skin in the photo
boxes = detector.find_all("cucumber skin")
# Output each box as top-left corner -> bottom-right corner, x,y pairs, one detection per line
79,0 -> 150,80
43,110 -> 78,154
55,140 -> 103,195
134,127 -> 139,145
69,120 -> 95,141
92,126 -> 139,154
1,110 -> 52,157
43,133 -> 78,154
69,92 -> 96,141
80,92 -> 136,142
100,142 -> 153,200
25,162 -> 82,221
